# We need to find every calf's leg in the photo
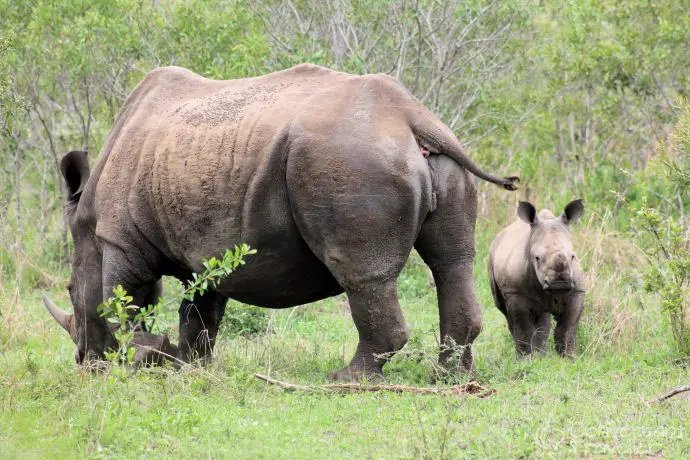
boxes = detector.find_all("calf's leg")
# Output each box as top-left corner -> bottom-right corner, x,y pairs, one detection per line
504,296 -> 539,356
532,312 -> 551,354
554,292 -> 584,356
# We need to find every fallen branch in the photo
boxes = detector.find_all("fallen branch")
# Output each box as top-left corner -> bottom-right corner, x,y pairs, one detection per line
650,384 -> 690,404
254,374 -> 496,398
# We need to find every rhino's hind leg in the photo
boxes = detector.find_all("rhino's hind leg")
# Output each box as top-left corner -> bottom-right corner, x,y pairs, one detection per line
426,262 -> 483,373
178,289 -> 228,364
328,279 -> 408,381
286,137 -> 427,381
414,157 -> 483,374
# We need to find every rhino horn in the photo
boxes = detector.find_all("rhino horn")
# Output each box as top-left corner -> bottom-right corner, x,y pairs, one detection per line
43,294 -> 76,342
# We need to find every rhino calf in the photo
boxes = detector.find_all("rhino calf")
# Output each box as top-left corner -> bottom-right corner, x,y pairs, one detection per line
488,200 -> 585,356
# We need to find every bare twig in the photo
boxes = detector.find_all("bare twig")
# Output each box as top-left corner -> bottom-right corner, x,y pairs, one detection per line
650,384 -> 690,403
255,373 -> 496,397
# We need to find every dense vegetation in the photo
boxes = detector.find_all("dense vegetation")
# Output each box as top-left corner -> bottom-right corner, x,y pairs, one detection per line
1,1 -> 688,457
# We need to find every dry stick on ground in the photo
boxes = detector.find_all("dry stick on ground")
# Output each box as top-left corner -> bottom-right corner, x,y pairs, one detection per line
650,384 -> 690,404
255,374 -> 496,398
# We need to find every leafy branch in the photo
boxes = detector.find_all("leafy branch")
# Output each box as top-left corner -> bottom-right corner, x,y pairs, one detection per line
184,243 -> 256,301
633,101 -> 689,358
97,244 -> 256,369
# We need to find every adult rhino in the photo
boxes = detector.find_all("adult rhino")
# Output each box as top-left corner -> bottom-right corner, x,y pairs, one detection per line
44,64 -> 518,380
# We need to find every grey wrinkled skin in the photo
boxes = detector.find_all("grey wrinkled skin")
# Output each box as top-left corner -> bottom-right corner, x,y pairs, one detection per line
488,200 -> 585,357
46,64 -> 518,380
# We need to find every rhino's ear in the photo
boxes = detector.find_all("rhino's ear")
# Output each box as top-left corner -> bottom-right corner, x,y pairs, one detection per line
562,199 -> 584,225
60,151 -> 90,202
517,201 -> 537,225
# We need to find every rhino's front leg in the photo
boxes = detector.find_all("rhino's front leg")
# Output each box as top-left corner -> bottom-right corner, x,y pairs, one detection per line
178,289 -> 228,364
101,244 -> 161,361
554,292 -> 584,356
505,296 -> 539,356
532,313 -> 551,354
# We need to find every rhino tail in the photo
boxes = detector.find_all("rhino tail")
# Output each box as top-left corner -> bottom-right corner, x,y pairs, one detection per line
408,111 -> 519,191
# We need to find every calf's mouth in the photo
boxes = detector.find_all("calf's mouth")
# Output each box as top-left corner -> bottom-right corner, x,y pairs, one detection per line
542,280 -> 574,292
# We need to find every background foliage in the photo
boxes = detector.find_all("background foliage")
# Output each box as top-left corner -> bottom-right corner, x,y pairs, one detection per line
1,0 -> 688,457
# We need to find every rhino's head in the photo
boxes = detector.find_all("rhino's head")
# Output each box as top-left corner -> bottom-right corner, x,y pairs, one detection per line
44,292 -> 178,366
42,150 -> 103,364
517,199 -> 584,293
44,151 -> 178,366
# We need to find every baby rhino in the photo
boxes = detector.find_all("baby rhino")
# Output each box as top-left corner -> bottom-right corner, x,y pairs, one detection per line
488,200 -> 585,356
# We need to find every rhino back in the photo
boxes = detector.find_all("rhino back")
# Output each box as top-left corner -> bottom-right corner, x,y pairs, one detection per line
93,66 -> 347,262
88,65 -> 427,304
489,219 -> 532,291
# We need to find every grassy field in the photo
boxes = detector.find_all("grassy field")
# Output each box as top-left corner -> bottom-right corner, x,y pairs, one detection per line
2,1 -> 688,458
2,210 -> 688,459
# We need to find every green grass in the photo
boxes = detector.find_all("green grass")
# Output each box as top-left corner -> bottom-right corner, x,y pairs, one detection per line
2,1 -> 688,456
1,249 -> 688,459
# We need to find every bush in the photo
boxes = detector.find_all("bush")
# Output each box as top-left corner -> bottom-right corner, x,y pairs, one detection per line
633,101 -> 690,358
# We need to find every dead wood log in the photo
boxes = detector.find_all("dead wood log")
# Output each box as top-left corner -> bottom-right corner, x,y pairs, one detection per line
650,384 -> 690,404
254,373 -> 496,398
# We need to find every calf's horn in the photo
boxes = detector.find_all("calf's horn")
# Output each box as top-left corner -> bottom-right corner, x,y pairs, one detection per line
42,294 -> 75,340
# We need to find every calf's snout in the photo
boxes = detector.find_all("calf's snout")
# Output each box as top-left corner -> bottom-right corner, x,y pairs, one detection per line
551,252 -> 568,273
542,253 -> 575,291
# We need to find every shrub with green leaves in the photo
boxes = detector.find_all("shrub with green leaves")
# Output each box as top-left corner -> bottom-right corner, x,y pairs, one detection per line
636,203 -> 689,356
97,244 -> 257,369
633,101 -> 689,357
98,285 -> 161,367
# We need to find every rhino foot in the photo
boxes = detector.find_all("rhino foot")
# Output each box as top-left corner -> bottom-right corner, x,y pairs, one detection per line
328,366 -> 383,382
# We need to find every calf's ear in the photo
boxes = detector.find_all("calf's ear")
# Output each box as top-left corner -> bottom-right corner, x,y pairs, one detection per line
517,201 -> 537,225
562,199 -> 584,224
60,151 -> 90,202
